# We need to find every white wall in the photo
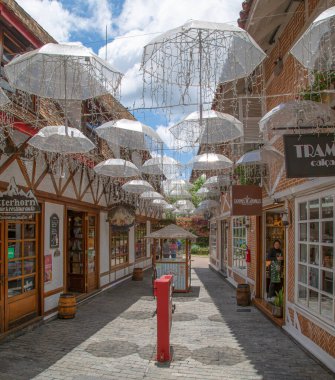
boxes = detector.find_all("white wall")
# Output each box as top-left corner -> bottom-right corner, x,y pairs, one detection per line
129,225 -> 135,264
146,221 -> 151,257
99,211 -> 109,275
44,202 -> 64,312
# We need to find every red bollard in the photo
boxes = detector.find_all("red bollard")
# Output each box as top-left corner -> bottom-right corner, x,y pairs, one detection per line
154,274 -> 173,362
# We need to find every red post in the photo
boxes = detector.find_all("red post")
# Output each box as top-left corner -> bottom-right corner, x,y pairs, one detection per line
154,274 -> 173,362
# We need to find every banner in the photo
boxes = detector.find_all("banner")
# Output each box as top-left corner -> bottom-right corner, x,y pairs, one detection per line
284,134 -> 335,178
231,185 -> 262,216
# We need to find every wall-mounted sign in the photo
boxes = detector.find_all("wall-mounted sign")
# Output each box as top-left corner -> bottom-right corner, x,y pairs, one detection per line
108,204 -> 135,231
50,213 -> 60,248
0,177 -> 40,220
284,134 -> 335,178
44,254 -> 52,283
231,185 -> 262,216
8,246 -> 15,259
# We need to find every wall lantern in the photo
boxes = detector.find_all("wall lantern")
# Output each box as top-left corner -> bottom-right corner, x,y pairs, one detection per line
281,210 -> 290,227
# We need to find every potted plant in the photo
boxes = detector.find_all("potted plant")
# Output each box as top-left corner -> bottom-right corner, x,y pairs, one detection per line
272,288 -> 283,318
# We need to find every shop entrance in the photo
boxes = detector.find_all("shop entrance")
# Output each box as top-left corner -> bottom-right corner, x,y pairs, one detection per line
67,210 -> 98,294
0,217 -> 40,333
263,209 -> 285,304
220,220 -> 228,276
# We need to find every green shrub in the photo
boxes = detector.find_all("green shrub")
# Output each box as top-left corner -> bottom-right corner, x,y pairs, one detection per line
190,244 -> 200,254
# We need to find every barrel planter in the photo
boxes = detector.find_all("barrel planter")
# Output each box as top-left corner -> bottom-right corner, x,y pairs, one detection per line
236,284 -> 250,306
132,267 -> 143,281
58,293 -> 77,319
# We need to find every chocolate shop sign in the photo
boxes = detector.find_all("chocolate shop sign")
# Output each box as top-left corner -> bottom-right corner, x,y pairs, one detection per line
231,185 -> 262,216
284,134 -> 335,178
0,178 -> 40,219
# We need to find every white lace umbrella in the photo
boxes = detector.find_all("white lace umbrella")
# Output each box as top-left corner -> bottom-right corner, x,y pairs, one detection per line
259,100 -> 335,133
174,199 -> 195,212
169,188 -> 192,200
0,88 -> 10,108
121,180 -> 154,194
28,125 -> 95,154
198,200 -> 221,210
140,191 -> 164,200
162,179 -> 191,194
5,43 -> 123,100
141,156 -> 182,177
196,187 -> 221,198
189,153 -> 233,171
203,175 -> 231,190
236,147 -> 284,165
96,119 -> 163,151
93,159 -> 139,178
290,7 -> 335,71
141,20 -> 265,128
163,203 -> 175,210
169,110 -> 243,145
152,199 -> 168,206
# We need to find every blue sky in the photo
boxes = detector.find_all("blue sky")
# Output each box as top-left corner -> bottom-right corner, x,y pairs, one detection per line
17,0 -> 243,169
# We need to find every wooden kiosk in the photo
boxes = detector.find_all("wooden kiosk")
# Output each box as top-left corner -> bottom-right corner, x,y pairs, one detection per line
146,224 -> 197,292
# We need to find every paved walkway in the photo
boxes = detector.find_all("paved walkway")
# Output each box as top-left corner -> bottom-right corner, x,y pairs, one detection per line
0,257 -> 333,380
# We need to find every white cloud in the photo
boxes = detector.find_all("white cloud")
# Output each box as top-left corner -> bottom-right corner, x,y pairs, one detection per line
16,0 -> 113,42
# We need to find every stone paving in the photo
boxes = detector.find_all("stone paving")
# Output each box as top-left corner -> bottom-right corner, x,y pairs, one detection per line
0,257 -> 334,380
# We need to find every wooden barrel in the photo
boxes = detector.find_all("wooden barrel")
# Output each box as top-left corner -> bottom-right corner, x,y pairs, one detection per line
236,284 -> 250,306
58,293 -> 76,319
132,268 -> 143,281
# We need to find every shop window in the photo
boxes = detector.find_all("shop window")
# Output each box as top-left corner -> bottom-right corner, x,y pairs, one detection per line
210,222 -> 217,258
110,229 -> 129,268
7,221 -> 37,298
135,223 -> 147,260
232,217 -> 247,273
297,195 -> 335,323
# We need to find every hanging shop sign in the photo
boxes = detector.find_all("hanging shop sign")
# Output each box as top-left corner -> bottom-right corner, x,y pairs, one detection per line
231,185 -> 262,216
108,204 -> 135,231
284,134 -> 335,178
0,177 -> 40,220
50,213 -> 60,249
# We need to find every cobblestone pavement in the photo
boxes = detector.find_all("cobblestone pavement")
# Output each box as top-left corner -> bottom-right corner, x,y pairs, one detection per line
0,257 -> 334,380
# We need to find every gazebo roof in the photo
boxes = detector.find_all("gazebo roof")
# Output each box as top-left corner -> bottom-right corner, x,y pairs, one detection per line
145,224 -> 197,240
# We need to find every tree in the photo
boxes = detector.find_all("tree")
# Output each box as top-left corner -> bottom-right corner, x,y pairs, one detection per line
189,174 -> 206,207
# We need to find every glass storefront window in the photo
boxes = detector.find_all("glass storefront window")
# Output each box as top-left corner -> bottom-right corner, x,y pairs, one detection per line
297,195 -> 335,323
135,223 -> 147,260
232,217 -> 247,273
110,229 -> 129,269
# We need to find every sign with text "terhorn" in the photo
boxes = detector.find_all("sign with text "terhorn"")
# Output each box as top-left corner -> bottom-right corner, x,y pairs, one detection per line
283,134 -> 335,178
231,185 -> 262,216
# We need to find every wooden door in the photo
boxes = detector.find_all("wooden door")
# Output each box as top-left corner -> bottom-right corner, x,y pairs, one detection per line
86,214 -> 98,293
5,218 -> 39,330
0,222 -> 4,333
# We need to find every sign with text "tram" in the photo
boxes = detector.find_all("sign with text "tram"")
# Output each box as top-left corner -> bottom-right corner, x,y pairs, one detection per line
231,185 -> 262,216
283,134 -> 335,178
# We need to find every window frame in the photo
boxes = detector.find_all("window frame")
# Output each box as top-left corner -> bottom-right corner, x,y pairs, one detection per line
232,216 -> 247,274
109,228 -> 129,270
135,222 -> 147,260
295,190 -> 335,325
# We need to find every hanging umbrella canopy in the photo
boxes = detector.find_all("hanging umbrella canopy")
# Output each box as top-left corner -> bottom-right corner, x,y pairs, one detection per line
145,224 -> 197,240
93,158 -> 139,178
174,199 -> 195,212
203,175 -> 231,189
121,180 -> 154,194
259,100 -> 335,133
152,199 -> 169,207
28,125 -> 95,154
189,153 -> 233,171
169,110 -> 243,145
96,119 -> 163,151
0,88 -> 10,108
162,179 -> 191,194
141,156 -> 182,177
163,203 -> 175,210
141,20 -> 266,90
196,187 -> 221,198
5,43 -> 123,100
290,6 -> 335,71
198,199 -> 221,210
169,188 -> 192,200
236,147 -> 284,166
140,191 -> 164,200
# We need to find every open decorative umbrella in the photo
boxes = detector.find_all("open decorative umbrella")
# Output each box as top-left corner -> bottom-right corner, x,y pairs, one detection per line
259,100 -> 335,133
96,119 -> 163,151
162,179 -> 191,194
174,199 -> 195,212
93,158 -> 139,178
140,191 -> 164,200
198,199 -> 221,210
189,153 -> 233,171
5,43 -> 123,100
236,147 -> 284,165
169,110 -> 243,145
141,156 -> 182,177
169,188 -> 192,200
196,187 -> 220,198
152,199 -> 168,207
290,7 -> 335,71
163,203 -> 175,210
0,88 -> 10,108
28,125 -> 95,154
121,179 -> 154,194
203,175 -> 231,190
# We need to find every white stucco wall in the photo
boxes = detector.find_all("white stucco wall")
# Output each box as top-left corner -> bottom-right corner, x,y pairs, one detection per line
99,211 -> 109,275
128,225 -> 135,264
